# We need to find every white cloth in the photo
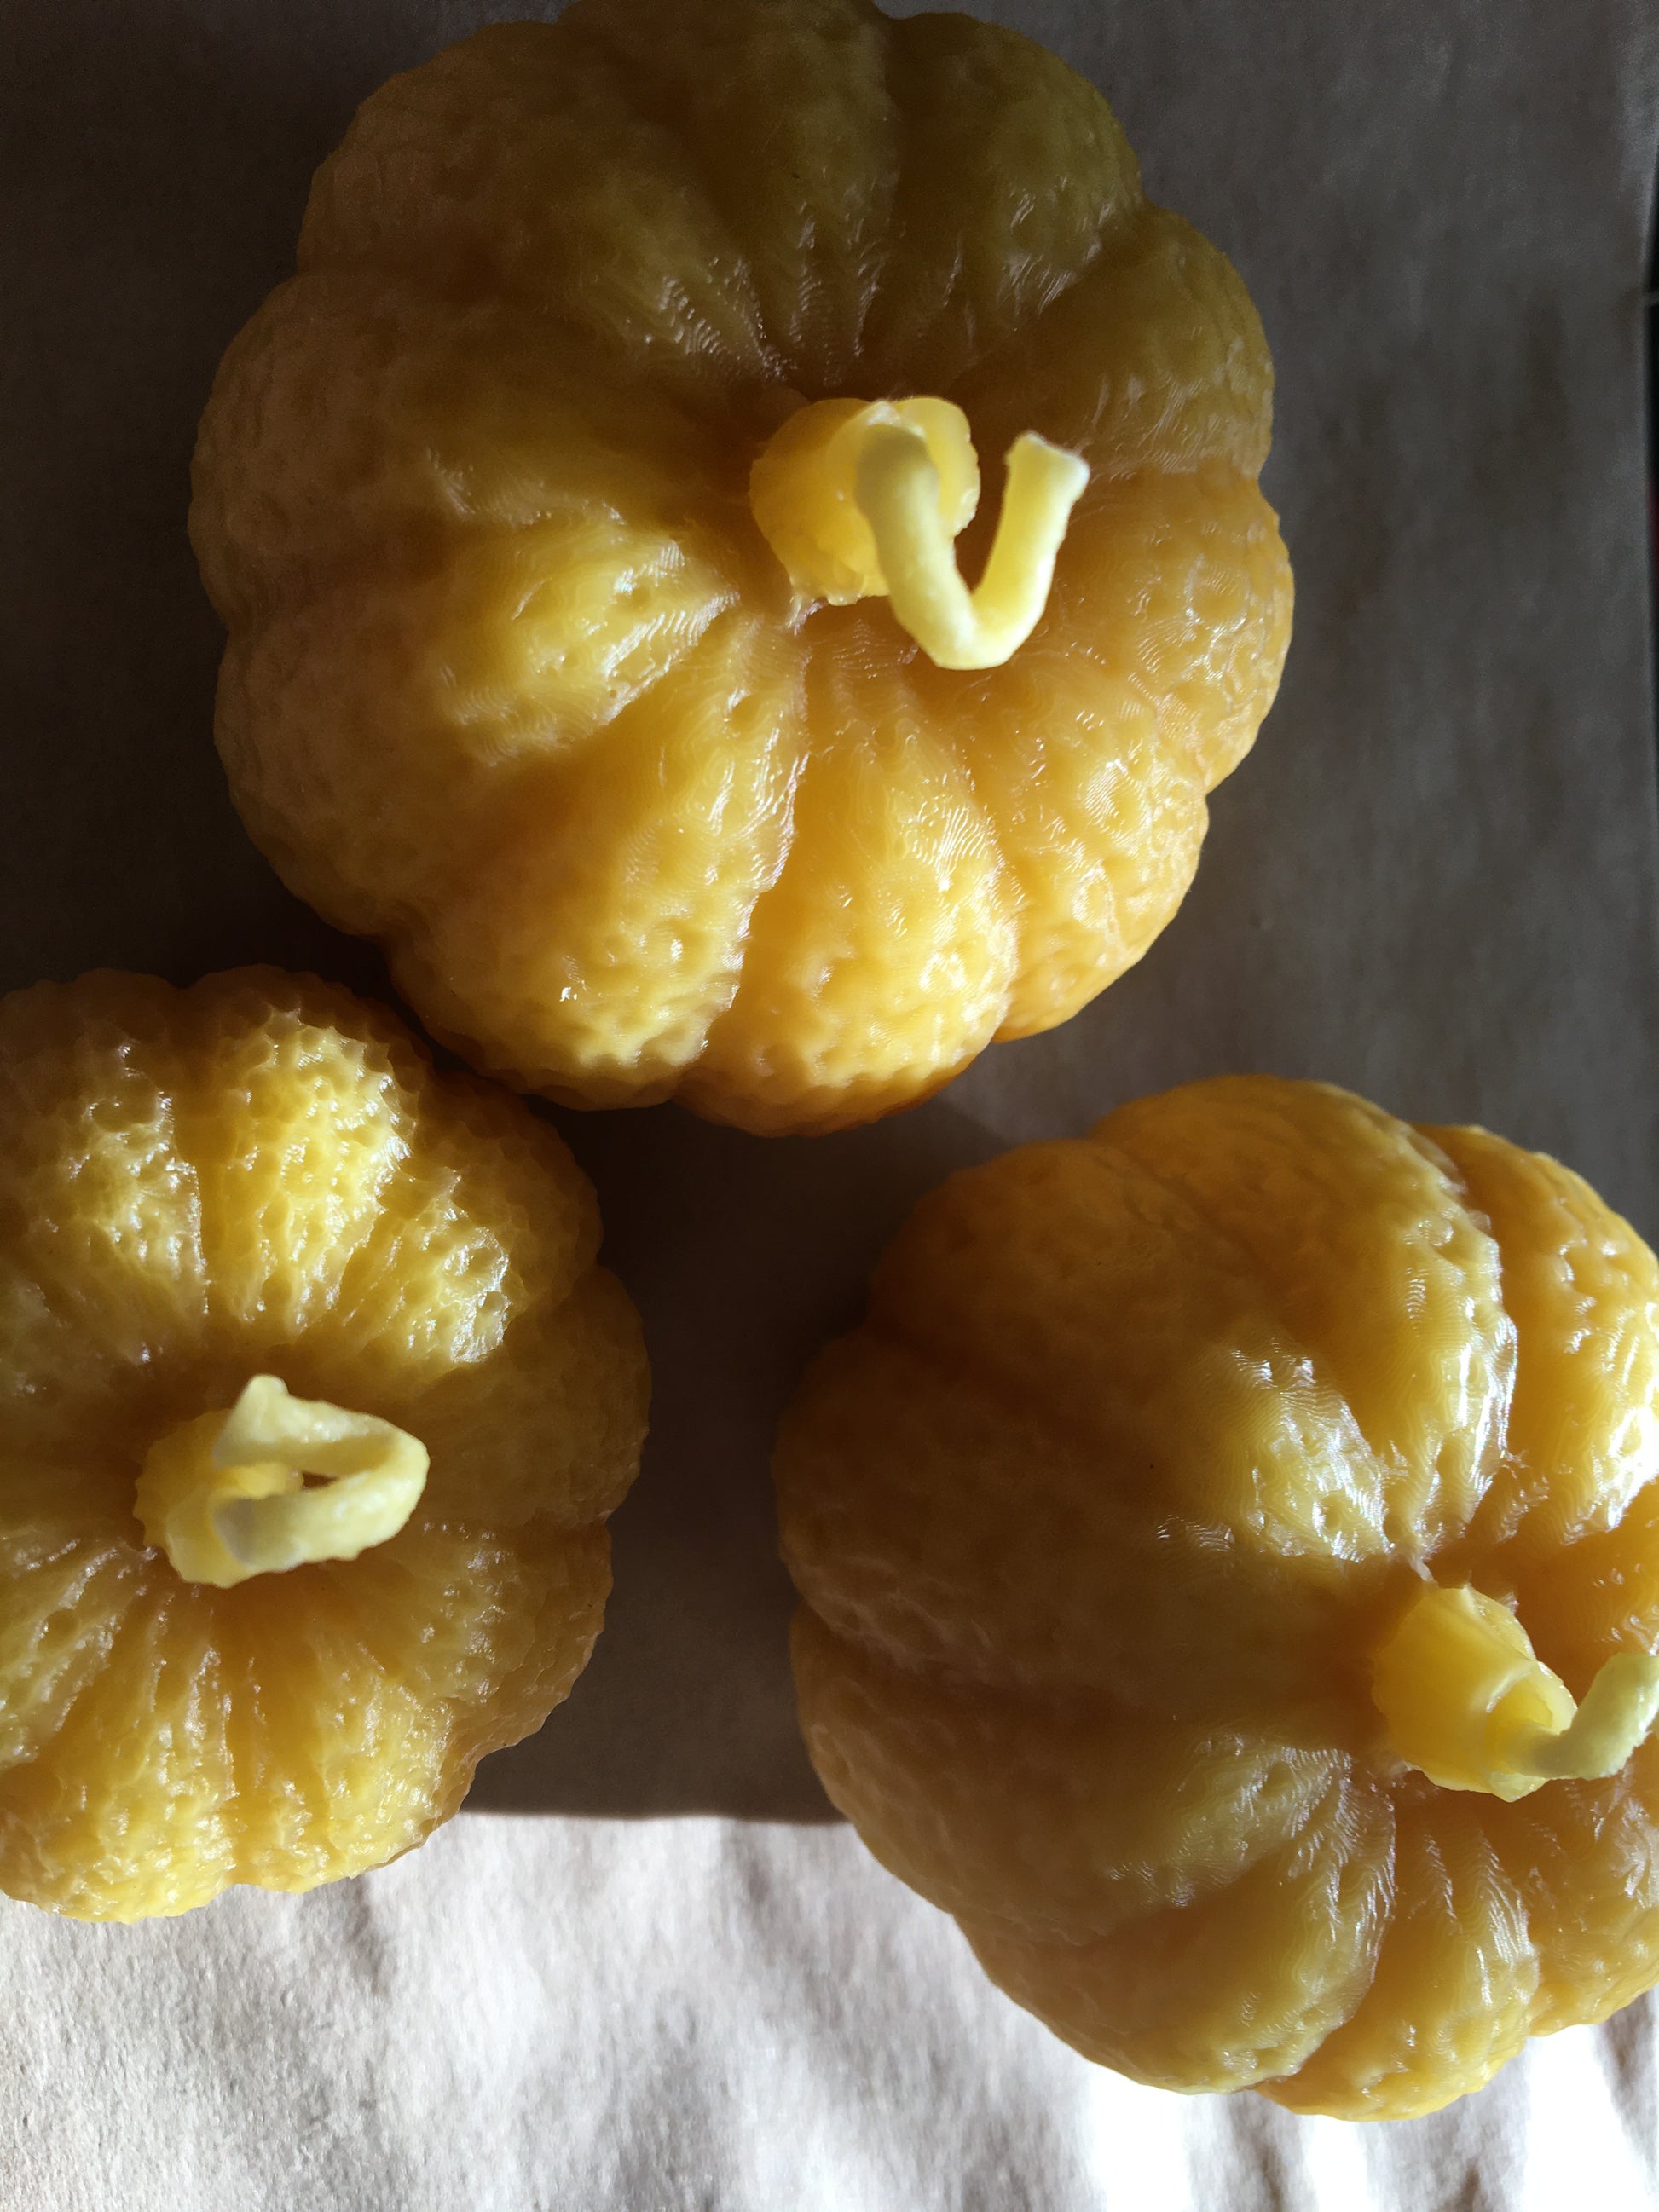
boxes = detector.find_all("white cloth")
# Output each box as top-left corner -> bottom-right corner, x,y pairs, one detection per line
3,0 -> 1657,2203
9,1820 -> 1659,2210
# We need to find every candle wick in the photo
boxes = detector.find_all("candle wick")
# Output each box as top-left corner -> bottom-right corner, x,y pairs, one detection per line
1506,1651 -> 1659,1782
855,425 -> 1087,671
135,1376 -> 428,1589
1372,1580 -> 1659,1802
749,396 -> 1088,671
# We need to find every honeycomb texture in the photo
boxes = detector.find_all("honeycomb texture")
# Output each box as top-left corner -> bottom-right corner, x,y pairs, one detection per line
774,1076 -> 1659,2117
0,968 -> 649,1920
189,0 -> 1292,1135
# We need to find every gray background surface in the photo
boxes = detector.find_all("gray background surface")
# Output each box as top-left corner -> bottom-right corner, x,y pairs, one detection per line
3,1 -> 1657,2203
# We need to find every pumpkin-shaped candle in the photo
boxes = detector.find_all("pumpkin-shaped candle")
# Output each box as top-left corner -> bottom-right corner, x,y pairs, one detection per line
775,1077 -> 1659,2117
0,968 -> 648,1920
191,0 -> 1292,1135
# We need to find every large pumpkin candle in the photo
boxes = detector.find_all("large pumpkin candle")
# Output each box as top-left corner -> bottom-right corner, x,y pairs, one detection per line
0,969 -> 648,1920
190,0 -> 1292,1135
774,1076 -> 1659,2117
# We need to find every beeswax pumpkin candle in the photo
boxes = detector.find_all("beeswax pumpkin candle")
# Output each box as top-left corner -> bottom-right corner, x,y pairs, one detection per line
0,969 -> 648,1921
775,1077 -> 1659,2118
191,0 -> 1291,1135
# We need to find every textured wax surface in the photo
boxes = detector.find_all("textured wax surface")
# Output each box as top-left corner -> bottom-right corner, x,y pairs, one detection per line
776,1076 -> 1659,2119
188,0 -> 1292,1135
0,968 -> 648,1920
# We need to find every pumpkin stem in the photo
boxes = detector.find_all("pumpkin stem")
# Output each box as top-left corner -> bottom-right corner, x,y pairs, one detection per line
1371,1581 -> 1659,1802
135,1376 -> 427,1589
749,395 -> 1087,670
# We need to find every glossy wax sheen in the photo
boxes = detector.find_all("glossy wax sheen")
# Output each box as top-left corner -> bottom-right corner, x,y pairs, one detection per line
0,970 -> 649,1920
773,1076 -> 1659,2118
189,0 -> 1292,1135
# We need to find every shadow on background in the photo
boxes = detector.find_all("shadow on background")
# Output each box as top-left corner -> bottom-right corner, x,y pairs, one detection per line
14,0 -> 1652,1829
471,1097 -> 1003,1818
0,2 -> 1009,1822
1,3 -> 392,996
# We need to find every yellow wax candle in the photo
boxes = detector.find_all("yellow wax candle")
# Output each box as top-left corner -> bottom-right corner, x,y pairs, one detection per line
775,1074 -> 1659,2118
191,0 -> 1292,1135
0,969 -> 648,1920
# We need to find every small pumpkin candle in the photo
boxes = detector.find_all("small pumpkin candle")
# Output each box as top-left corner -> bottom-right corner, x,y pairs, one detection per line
775,1076 -> 1659,2117
0,968 -> 648,1920
190,0 -> 1291,1135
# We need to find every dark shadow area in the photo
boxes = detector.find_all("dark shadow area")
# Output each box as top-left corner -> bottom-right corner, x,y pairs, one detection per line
1649,158 -> 1657,748
0,0 -> 1005,1822
0,3 -> 396,996
468,1096 -> 1003,1817
9,1 -> 1659,1839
